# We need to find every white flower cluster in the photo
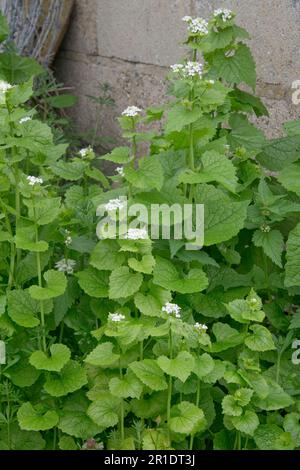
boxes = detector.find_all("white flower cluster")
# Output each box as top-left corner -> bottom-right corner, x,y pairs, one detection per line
27,175 -> 43,186
182,16 -> 209,35
214,8 -> 233,22
109,312 -> 126,322
124,228 -> 148,240
171,61 -> 203,79
0,81 -> 13,94
194,322 -> 208,333
105,198 -> 126,212
162,302 -> 181,319
19,116 -> 32,124
122,106 -> 142,117
79,146 -> 93,158
55,258 -> 76,274
116,166 -> 125,177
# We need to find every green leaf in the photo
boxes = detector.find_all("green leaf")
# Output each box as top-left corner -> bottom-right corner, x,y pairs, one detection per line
15,226 -> 48,252
231,411 -> 259,436
44,360 -> 87,397
134,285 -> 171,317
87,391 -> 121,428
0,12 -> 9,42
124,155 -> 164,191
257,134 -> 300,171
169,401 -> 207,435
26,197 -> 61,225
254,424 -> 295,450
226,299 -> 265,324
109,267 -> 143,299
228,113 -> 266,152
229,88 -> 268,117
211,322 -> 245,352
46,94 -> 77,109
283,413 -> 300,447
90,240 -> 125,271
130,359 -> 168,391
58,393 -> 102,439
50,160 -> 87,181
6,357 -> 40,388
0,423 -> 45,450
7,289 -> 40,327
157,351 -> 195,382
128,254 -> 155,274
109,371 -> 143,399
29,344 -> 71,372
153,257 -> 208,294
142,429 -> 170,450
278,162 -> 300,197
101,146 -> 131,164
29,270 -> 67,300
254,378 -> 294,410
245,325 -> 276,351
285,223 -> 300,287
193,353 -> 215,378
222,396 -> 243,417
85,342 -> 120,367
17,403 -> 59,431
253,229 -> 284,268
0,53 -> 43,83
58,436 -> 77,450
179,151 -> 237,193
76,267 -> 109,298
165,105 -> 202,133
210,44 -> 256,89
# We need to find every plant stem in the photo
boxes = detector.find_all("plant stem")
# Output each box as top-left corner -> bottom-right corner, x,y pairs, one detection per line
35,221 -> 46,352
14,163 -> 21,268
276,351 -> 281,383
189,378 -> 201,450
119,358 -> 125,441
6,382 -> 11,450
167,328 -> 173,429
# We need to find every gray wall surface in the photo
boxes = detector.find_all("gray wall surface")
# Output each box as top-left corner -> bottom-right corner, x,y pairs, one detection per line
55,0 -> 300,146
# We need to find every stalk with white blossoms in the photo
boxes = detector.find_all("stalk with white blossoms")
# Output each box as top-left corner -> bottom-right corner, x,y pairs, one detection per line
171,61 -> 204,79
124,228 -> 148,240
27,175 -> 43,186
109,312 -> 126,322
162,302 -> 181,319
213,8 -> 233,22
194,322 -> 208,333
79,146 -> 93,158
55,258 -> 76,275
19,116 -> 32,124
122,106 -> 142,117
188,18 -> 209,35
105,198 -> 126,212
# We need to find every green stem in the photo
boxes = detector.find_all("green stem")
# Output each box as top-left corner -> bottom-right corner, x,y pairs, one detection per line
167,328 -> 173,429
35,222 -> 46,352
6,382 -> 11,450
189,378 -> 201,450
14,163 -> 21,268
276,352 -> 281,384
119,358 -> 125,441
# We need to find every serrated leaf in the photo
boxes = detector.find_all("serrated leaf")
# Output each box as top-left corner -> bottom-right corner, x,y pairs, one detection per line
226,299 -> 265,324
254,424 -> 295,450
165,105 -> 202,133
134,285 -> 171,317
109,371 -> 143,399
124,155 -> 164,191
7,289 -> 40,327
6,357 -> 40,387
17,403 -> 59,431
153,257 -> 208,294
87,391 -> 121,428
76,267 -> 109,298
85,342 -> 120,367
245,325 -> 276,351
231,411 -> 259,436
50,160 -> 87,181
15,226 -> 48,252
128,254 -> 155,274
25,197 -> 61,225
130,359 -> 168,391
257,134 -> 300,171
90,240 -> 125,271
157,351 -> 195,382
193,353 -> 215,378
101,146 -> 131,164
179,151 -> 237,193
29,270 -> 67,300
109,267 -> 143,299
43,360 -> 87,397
285,223 -> 300,287
222,396 -> 242,417
228,113 -> 266,152
29,344 -> 71,372
58,393 -> 102,439
253,229 -> 283,268
169,401 -> 207,435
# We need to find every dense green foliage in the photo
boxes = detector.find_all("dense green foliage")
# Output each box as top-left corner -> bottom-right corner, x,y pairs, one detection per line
0,9 -> 300,451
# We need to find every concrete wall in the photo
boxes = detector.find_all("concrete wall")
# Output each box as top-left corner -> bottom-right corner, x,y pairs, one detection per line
55,0 -> 300,146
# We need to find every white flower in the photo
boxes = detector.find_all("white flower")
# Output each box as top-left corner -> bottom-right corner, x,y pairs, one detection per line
124,228 -> 148,240
194,322 -> 208,333
27,175 -> 43,186
260,224 -> 271,233
109,312 -> 126,322
184,61 -> 204,78
55,258 -> 76,274
182,15 -> 192,22
65,236 -> 73,246
116,166 -> 125,177
0,81 -> 13,94
207,79 -> 215,84
19,116 -> 32,124
170,64 -> 184,73
122,106 -> 142,117
162,302 -> 181,319
105,198 -> 126,212
214,8 -> 233,22
188,18 -> 209,35
79,146 -> 93,158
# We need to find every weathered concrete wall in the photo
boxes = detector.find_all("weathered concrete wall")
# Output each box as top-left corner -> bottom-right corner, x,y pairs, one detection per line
55,0 -> 300,145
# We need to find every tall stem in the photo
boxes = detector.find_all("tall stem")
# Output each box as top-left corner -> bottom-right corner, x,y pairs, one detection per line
119,357 -> 125,441
34,218 -> 46,352
189,378 -> 201,449
167,328 -> 173,428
